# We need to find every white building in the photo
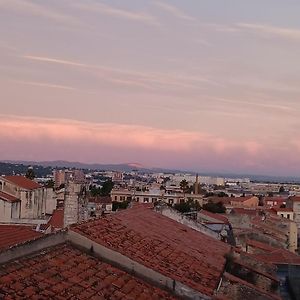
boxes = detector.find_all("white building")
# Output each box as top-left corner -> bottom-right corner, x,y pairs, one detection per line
0,176 -> 55,223
111,189 -> 203,206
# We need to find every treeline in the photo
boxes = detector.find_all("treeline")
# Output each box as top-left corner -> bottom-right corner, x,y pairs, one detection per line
0,162 -> 52,177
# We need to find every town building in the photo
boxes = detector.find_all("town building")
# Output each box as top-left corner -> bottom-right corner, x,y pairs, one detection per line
0,176 -> 55,223
111,188 -> 203,206
271,207 -> 294,220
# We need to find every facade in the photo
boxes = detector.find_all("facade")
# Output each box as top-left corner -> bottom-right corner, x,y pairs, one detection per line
264,197 -> 285,208
53,169 -> 85,189
111,188 -> 203,206
271,207 -> 294,221
88,196 -> 112,217
0,176 -> 55,223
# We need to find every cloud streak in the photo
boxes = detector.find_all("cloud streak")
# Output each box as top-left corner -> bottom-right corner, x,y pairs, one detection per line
72,1 -> 159,27
237,23 -> 300,41
12,79 -> 80,91
154,2 -> 195,21
21,54 -> 219,90
0,0 -> 79,26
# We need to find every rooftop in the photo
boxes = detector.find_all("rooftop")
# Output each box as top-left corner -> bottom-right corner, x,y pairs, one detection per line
247,239 -> 279,253
0,191 -> 20,203
48,209 -> 64,230
0,243 -> 175,299
288,196 -> 300,202
247,239 -> 300,265
89,196 -> 112,204
3,176 -> 41,190
0,225 -> 42,252
230,196 -> 256,203
72,204 -> 230,296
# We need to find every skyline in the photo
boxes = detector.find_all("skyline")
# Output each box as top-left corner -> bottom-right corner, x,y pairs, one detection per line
1,0 -> 300,176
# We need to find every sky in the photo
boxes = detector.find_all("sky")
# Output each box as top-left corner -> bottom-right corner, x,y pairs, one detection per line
0,0 -> 300,176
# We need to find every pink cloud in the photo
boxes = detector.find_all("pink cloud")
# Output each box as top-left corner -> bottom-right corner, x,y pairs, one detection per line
0,115 -> 299,175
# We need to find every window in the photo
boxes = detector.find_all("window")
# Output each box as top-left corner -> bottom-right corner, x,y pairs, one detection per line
168,199 -> 174,205
152,198 -> 157,203
115,196 -> 117,201
144,197 -> 149,203
287,214 -> 290,219
281,214 -> 284,218
25,192 -> 33,209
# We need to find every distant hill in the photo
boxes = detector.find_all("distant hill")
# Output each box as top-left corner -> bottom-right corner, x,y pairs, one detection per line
0,162 -> 53,177
1,160 -> 300,183
1,160 -> 183,174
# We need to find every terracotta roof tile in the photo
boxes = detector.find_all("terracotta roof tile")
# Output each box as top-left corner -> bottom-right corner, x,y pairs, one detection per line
3,176 -> 41,190
288,196 -> 300,202
253,249 -> 300,265
48,209 -> 64,230
0,225 -> 43,252
230,196 -> 256,202
0,191 -> 20,203
0,244 -> 175,299
72,205 -> 231,296
247,240 -> 277,252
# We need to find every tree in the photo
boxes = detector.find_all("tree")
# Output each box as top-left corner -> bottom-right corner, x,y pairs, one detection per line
45,179 -> 54,188
112,200 -> 130,211
100,179 -> 114,196
173,199 -> 201,214
217,192 -> 229,197
180,179 -> 190,194
279,186 -> 285,193
90,185 -> 101,196
202,201 -> 226,213
25,167 -> 35,180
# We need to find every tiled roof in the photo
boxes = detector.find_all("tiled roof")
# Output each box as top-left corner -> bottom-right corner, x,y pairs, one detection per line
48,209 -> 64,230
0,225 -> 42,252
3,176 -> 41,190
253,249 -> 300,265
72,205 -> 230,296
230,196 -> 255,202
264,197 -> 285,203
247,240 -> 278,252
289,196 -> 300,202
0,191 -> 20,203
247,239 -> 300,265
271,207 -> 293,213
199,210 -> 229,224
0,244 -> 175,299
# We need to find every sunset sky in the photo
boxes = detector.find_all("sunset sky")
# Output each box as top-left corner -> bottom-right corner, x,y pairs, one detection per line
1,0 -> 300,176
